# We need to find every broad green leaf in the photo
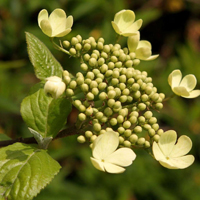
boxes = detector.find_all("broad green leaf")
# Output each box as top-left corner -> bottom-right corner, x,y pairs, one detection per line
20,87 -> 72,138
25,32 -> 63,80
0,142 -> 61,200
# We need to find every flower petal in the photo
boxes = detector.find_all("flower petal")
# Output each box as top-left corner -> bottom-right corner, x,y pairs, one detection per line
182,90 -> 200,98
137,40 -> 151,49
152,141 -> 166,161
173,86 -> 190,96
168,70 -> 182,88
53,28 -> 72,37
39,20 -> 52,37
179,74 -> 197,92
92,131 -> 119,160
65,15 -> 73,29
127,32 -> 140,52
170,135 -> 192,157
158,130 -> 177,156
166,155 -> 195,169
103,162 -> 125,173
38,9 -> 48,28
105,148 -> 136,167
90,157 -> 105,172
111,21 -> 121,35
122,19 -> 143,36
49,8 -> 66,28
145,54 -> 159,61
135,47 -> 151,60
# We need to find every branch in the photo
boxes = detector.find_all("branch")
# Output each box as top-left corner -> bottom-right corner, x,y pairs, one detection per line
0,124 -> 80,147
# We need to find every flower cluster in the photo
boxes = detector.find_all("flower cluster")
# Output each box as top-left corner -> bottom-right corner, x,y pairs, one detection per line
39,9 -> 198,173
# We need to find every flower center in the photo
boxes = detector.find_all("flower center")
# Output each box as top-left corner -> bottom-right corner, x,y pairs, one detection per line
101,159 -> 105,162
166,156 -> 170,160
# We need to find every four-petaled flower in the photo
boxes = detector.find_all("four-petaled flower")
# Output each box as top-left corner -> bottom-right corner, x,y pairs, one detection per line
128,31 -> 159,60
111,10 -> 143,37
153,130 -> 195,169
44,76 -> 66,99
168,69 -> 200,98
90,131 -> 136,173
38,8 -> 73,37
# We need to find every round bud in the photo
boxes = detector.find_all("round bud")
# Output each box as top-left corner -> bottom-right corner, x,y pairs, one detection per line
157,129 -> 164,136
90,135 -> 97,142
92,88 -> 99,95
145,86 -> 153,94
66,88 -> 74,96
155,103 -> 163,110
144,141 -> 151,148
129,134 -> 138,144
141,94 -> 149,102
96,112 -> 104,120
107,62 -> 114,70
69,48 -> 76,55
98,57 -> 105,66
138,116 -> 146,124
77,135 -> 86,143
119,108 -> 128,117
112,70 -> 120,78
90,80 -> 98,89
75,43 -> 82,52
104,107 -> 113,116
119,136 -> 125,144
115,61 -> 122,68
80,63 -> 88,71
76,77 -> 84,85
143,124 -> 151,130
125,60 -> 133,68
107,99 -> 115,107
110,118 -> 117,126
123,140 -> 131,147
123,121 -> 131,129
129,52 -> 136,59
117,115 -> 124,124
71,37 -> 79,45
76,35 -> 82,42
130,111 -> 139,117
103,45 -> 111,53
69,80 -> 77,89
149,117 -> 157,124
119,95 -> 127,103
63,41 -> 70,49
124,129 -> 132,137
85,131 -> 93,138
98,82 -> 107,90
151,93 -> 159,101
153,135 -> 160,142
89,58 -> 97,67
107,90 -> 116,99
119,83 -> 126,90
144,111 -> 153,119
78,113 -> 86,121
114,88 -> 121,97
101,116 -> 108,123
133,126 -> 142,133
84,43 -> 91,51
111,78 -> 119,86
129,116 -> 137,124
86,72 -> 95,80
93,123 -> 101,132
105,70 -> 113,77
99,92 -> 107,100
132,83 -> 140,91
81,84 -> 89,92
78,105 -> 86,112
119,53 -> 126,62
85,106 -> 93,116
138,103 -> 146,111
86,92 -> 94,100
111,56 -> 118,63
137,137 -> 145,145
152,123 -> 159,131
148,128 -> 155,137
74,100 -> 82,107
97,42 -> 103,50
133,59 -> 140,66
133,91 -> 141,99
118,127 -> 125,134
119,75 -> 127,83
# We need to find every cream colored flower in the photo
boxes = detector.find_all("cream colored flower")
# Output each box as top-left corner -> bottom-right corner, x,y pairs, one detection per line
38,9 -> 73,37
128,31 -> 159,60
90,131 -> 136,173
168,69 -> 200,98
44,76 -> 66,99
111,10 -> 142,37
153,130 -> 194,169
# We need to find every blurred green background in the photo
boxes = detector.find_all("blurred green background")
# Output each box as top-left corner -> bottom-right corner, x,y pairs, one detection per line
1,0 -> 200,199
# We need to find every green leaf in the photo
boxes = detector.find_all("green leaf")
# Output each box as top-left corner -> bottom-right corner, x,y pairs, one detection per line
0,142 -> 61,200
25,32 -> 63,80
20,87 -> 72,138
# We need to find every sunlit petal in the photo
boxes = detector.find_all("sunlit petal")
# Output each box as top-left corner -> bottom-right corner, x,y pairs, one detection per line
39,20 -> 52,37
182,90 -> 200,98
180,74 -> 197,92
169,155 -> 195,169
90,157 -> 105,172
103,162 -> 125,173
173,86 -> 190,96
127,32 -> 140,52
169,70 -> 182,88
153,142 -> 166,161
38,9 -> 48,27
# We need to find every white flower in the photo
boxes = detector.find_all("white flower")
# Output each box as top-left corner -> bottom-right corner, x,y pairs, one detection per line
128,31 -> 159,60
111,10 -> 142,37
44,76 -> 66,99
90,131 -> 136,173
153,130 -> 195,169
38,9 -> 73,37
168,69 -> 200,98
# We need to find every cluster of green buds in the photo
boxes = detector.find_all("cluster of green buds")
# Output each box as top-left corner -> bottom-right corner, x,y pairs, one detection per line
39,8 -> 197,173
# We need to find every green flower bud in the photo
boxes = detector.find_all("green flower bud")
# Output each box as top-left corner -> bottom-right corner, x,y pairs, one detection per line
159,93 -> 165,100
98,57 -> 105,66
123,140 -> 131,147
137,79 -> 143,86
151,93 -> 159,101
77,135 -> 86,143
71,37 -> 79,46
92,88 -> 99,95
143,124 -> 151,130
90,80 -> 98,89
148,128 -> 155,137
111,78 -> 119,86
129,116 -> 137,124
132,83 -> 140,91
138,116 -> 146,124
97,42 -> 104,50
149,117 -> 157,124
93,123 -> 101,132
114,88 -> 121,97
81,83 -> 89,92
119,136 -> 125,144
122,88 -> 130,95
130,111 -> 139,117
84,43 -> 91,51
119,53 -> 126,62
85,131 -> 93,138
85,106 -> 93,116
107,62 -> 114,70
66,88 -> 74,96
96,112 -> 104,120
69,80 -> 77,89
100,64 -> 108,73
110,118 -> 117,126
117,115 -> 124,124
103,45 -> 111,53
137,137 -> 145,145
157,129 -> 164,136
101,116 -> 108,123
89,58 -> 97,67
78,113 -> 86,121
75,43 -> 82,51
107,99 -> 115,107
119,108 -> 128,116
140,83 -> 147,90
78,105 -> 86,112
98,82 -> 107,90
111,56 -> 118,63
145,86 -> 153,94
133,126 -> 142,133
80,63 -> 88,71
84,78 -> 91,85
129,134 -> 138,144
104,107 -> 113,116
90,135 -> 97,142
69,48 -> 76,55
125,60 -> 133,68
74,100 -> 82,107
152,123 -> 159,131
123,121 -> 131,129
153,134 -> 160,142
118,127 -> 125,134
76,35 -> 82,42
115,61 -> 122,68
86,72 -> 95,80
124,129 -> 132,137
86,92 -> 94,100
119,83 -> 126,90
141,94 -> 149,102
93,69 -> 100,75
99,92 -> 107,100
127,78 -> 135,85
63,41 -> 70,49
133,59 -> 140,66
144,141 -> 151,148
113,101 -> 121,109
105,70 -> 113,77
129,52 -> 136,59
144,111 -> 153,119
95,78 -> 103,84
77,77 -> 84,85
119,95 -> 127,103
133,91 -> 141,99
138,103 -> 146,111
108,90 -> 116,99
119,75 -> 127,83
91,53 -> 98,59
112,70 -> 120,78
155,103 -> 163,110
